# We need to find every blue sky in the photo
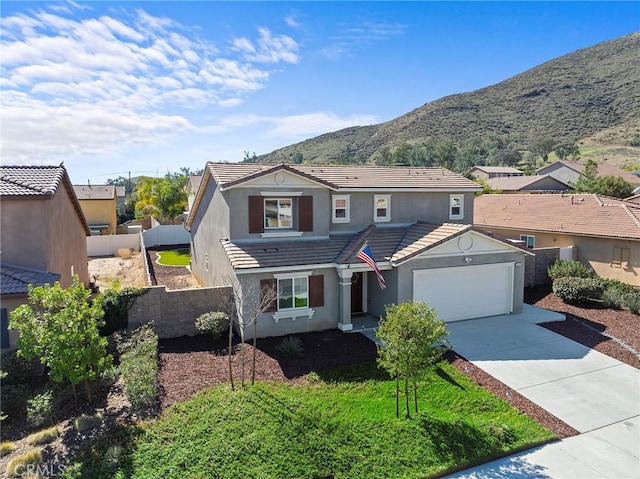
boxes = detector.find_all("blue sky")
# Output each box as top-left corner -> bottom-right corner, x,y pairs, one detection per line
1,1 -> 638,184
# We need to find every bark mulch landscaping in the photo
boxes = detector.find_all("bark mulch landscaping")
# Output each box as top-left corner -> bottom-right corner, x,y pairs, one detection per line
158,285 -> 638,440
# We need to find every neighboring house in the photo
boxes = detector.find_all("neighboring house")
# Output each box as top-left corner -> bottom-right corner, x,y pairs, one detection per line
187,163 -> 530,339
624,193 -> 640,205
537,160 -> 640,191
469,166 -> 524,180
485,174 -> 570,193
474,193 -> 640,286
115,186 -> 126,216
73,184 -> 119,234
1,165 -> 91,349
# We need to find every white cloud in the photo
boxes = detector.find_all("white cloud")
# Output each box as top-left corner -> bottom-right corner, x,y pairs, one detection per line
284,13 -> 302,29
0,5 -> 300,163
323,19 -> 407,60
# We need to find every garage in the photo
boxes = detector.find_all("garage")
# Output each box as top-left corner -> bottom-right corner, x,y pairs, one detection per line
413,262 -> 514,322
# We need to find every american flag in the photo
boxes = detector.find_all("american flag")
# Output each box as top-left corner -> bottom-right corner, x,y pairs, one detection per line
356,242 -> 387,289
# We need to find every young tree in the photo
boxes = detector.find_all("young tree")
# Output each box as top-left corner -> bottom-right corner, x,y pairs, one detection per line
9,276 -> 111,403
376,301 -> 449,418
594,175 -> 634,198
573,159 -> 599,193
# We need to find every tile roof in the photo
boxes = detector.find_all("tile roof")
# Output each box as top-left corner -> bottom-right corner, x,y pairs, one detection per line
538,161 -> 640,186
0,165 -> 65,197
221,222 -> 472,270
73,184 -> 116,200
0,264 -> 60,295
474,193 -> 640,240
207,163 -> 481,190
485,175 -> 570,191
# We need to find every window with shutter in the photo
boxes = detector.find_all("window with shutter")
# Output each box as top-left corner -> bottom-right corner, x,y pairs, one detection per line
249,196 -> 265,233
309,275 -> 324,307
298,196 -> 313,232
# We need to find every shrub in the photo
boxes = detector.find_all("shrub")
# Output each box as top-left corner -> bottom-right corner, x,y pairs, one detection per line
26,390 -> 54,428
26,426 -> 60,445
553,277 -> 605,304
627,294 -> 640,315
275,336 -> 305,358
601,287 -> 626,309
0,441 -> 16,458
74,412 -> 103,433
484,421 -> 518,446
119,323 -> 158,410
6,449 -> 42,477
547,260 -> 594,281
0,349 -> 35,385
195,311 -> 229,339
98,287 -> 147,336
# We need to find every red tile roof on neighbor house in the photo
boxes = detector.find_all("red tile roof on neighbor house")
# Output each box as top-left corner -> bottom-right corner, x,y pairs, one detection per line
470,166 -> 524,175
474,193 -> 640,240
485,174 -> 570,192
206,163 -> 481,190
73,184 -> 118,200
0,263 -> 60,295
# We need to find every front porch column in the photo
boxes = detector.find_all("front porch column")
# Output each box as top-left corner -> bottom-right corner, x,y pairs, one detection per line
337,268 -> 353,331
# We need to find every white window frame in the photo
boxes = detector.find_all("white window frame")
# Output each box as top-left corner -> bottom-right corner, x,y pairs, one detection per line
264,198 -> 293,229
373,195 -> 391,222
449,194 -> 464,220
520,234 -> 536,248
332,195 -> 351,223
272,271 -> 315,322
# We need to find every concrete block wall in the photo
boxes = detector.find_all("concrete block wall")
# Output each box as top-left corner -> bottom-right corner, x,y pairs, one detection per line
128,285 -> 232,338
524,247 -> 574,286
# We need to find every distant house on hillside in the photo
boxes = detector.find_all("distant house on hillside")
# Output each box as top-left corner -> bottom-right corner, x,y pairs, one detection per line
537,160 -> 640,191
1,166 -> 90,349
468,166 -> 524,180
474,193 -> 640,286
73,184 -> 123,234
485,175 -> 570,193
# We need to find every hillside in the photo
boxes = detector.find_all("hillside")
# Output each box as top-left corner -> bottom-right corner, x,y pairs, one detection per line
256,32 -> 640,169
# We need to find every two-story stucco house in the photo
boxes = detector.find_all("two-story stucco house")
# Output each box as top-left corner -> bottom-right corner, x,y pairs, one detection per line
1,165 -> 91,349
73,184 -> 122,235
187,163 -> 530,339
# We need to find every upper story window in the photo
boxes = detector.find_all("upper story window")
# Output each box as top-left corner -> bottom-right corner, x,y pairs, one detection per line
265,198 -> 293,229
449,194 -> 464,220
332,195 -> 350,223
374,195 -> 391,222
520,234 -> 535,248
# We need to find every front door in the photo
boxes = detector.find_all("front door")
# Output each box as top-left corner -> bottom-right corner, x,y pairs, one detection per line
351,272 -> 363,314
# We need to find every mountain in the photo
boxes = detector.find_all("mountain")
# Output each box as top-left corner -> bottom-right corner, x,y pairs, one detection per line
255,32 -> 640,168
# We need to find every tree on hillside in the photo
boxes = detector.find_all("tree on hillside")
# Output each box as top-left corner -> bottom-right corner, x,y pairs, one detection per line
529,138 -> 557,163
573,159 -> 599,193
376,301 -> 449,418
554,140 -> 580,161
134,172 -> 188,223
9,277 -> 111,403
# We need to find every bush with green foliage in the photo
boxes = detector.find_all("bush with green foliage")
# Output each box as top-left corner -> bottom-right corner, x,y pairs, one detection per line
275,336 -> 305,358
547,260 -> 594,281
119,323 -> 158,410
98,287 -> 147,336
195,311 -> 229,340
26,390 -> 54,427
552,277 -> 605,304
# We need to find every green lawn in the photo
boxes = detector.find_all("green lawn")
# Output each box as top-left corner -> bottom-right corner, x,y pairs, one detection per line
63,363 -> 555,479
156,248 -> 190,267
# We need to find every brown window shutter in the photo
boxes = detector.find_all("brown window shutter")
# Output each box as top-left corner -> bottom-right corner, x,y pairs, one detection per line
309,275 -> 324,307
249,196 -> 264,233
298,196 -> 313,232
260,279 -> 277,312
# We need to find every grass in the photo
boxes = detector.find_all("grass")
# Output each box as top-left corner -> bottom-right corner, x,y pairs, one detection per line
26,426 -> 60,445
0,441 -> 16,457
6,449 -> 42,477
155,249 -> 190,267
63,362 -> 556,479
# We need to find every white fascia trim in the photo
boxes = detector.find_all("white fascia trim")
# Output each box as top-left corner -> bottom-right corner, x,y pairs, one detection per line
260,191 -> 303,196
273,308 -> 315,323
336,187 -> 481,193
336,262 -> 393,271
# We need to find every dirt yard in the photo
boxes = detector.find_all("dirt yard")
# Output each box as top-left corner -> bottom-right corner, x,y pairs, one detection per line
88,252 -> 147,290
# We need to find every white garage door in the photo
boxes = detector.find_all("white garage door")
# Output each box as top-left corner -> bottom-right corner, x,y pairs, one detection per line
413,263 -> 514,322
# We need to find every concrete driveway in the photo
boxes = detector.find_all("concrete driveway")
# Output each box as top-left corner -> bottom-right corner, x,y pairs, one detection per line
445,305 -> 640,479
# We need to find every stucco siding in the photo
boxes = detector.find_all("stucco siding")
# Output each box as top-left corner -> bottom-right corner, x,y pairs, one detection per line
190,179 -> 233,287
482,227 -> 640,286
78,199 -> 117,234
365,268 -> 399,319
45,189 -> 89,287
396,251 -> 526,314
1,295 -> 27,350
239,268 -> 339,339
0,199 -> 48,271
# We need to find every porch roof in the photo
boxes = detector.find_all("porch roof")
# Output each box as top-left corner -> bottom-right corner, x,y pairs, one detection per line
221,222 -> 471,270
0,263 -> 60,295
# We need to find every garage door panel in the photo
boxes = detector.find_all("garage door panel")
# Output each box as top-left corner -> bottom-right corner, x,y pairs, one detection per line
413,263 -> 513,322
